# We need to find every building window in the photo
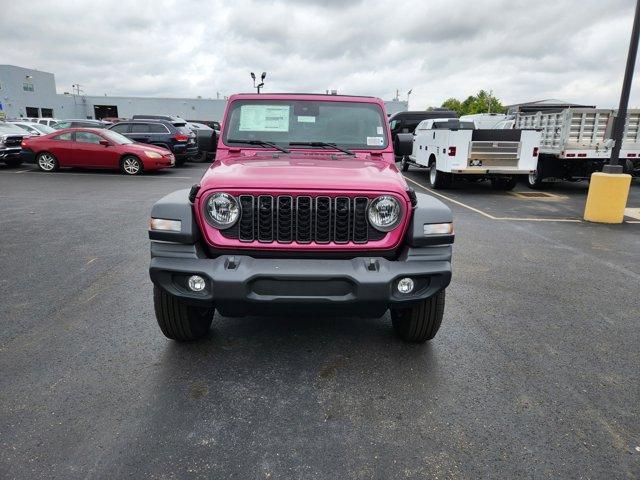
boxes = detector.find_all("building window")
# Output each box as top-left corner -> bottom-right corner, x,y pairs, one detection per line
26,107 -> 39,117
41,108 -> 54,118
23,82 -> 35,92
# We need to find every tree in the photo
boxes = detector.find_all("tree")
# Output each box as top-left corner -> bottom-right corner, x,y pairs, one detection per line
438,90 -> 506,116
441,98 -> 464,116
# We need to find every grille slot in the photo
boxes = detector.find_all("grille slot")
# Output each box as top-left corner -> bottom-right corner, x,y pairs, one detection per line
257,195 -> 274,242
228,195 -> 388,244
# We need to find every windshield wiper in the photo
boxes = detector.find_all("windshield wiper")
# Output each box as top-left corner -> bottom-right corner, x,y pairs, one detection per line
289,141 -> 355,156
227,138 -> 290,153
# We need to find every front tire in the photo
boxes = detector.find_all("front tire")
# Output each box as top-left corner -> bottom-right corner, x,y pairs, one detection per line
3,157 -> 23,168
391,290 -> 446,343
401,156 -> 410,172
120,155 -> 143,175
36,152 -> 58,172
153,286 -> 214,341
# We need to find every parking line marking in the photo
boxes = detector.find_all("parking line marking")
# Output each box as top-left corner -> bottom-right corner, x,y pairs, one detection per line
404,176 -> 582,223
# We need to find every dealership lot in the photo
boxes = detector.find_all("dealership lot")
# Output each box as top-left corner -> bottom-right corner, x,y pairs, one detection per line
1,164 -> 639,479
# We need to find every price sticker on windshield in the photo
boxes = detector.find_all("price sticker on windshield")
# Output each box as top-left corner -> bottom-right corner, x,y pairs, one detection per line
239,105 -> 290,132
366,136 -> 384,146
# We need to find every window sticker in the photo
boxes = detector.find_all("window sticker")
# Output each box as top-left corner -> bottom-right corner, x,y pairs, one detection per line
376,126 -> 383,134
366,136 -> 384,146
297,115 -> 316,123
239,105 -> 290,132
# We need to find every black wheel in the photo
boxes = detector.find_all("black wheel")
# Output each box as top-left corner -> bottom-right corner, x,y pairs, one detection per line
527,160 -> 545,189
120,155 -> 143,175
401,156 -> 410,172
428,158 -> 451,189
3,157 -> 23,168
490,176 -> 518,191
153,286 -> 214,341
391,290 -> 446,343
36,152 -> 58,172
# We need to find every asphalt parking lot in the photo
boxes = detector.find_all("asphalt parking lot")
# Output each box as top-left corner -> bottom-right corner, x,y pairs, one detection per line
1,162 -> 639,479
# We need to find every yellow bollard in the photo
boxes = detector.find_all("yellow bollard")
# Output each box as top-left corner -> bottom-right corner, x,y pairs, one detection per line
583,172 -> 632,223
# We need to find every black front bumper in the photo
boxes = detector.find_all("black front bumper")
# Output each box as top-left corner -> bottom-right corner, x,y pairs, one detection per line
149,243 -> 452,317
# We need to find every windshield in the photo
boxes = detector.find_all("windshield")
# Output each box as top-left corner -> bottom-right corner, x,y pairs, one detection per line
31,124 -> 56,134
223,99 -> 388,150
101,129 -> 134,144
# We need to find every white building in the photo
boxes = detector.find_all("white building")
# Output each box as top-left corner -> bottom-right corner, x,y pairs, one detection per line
0,65 -> 407,122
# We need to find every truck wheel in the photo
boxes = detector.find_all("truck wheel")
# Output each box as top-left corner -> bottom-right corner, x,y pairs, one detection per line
120,155 -> 143,175
401,156 -> 410,172
36,152 -> 59,172
490,176 -> 518,191
391,290 -> 445,342
527,162 -> 545,189
428,160 -> 451,189
153,286 -> 214,341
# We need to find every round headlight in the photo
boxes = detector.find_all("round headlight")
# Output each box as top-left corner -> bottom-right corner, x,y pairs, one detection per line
367,195 -> 402,232
204,192 -> 240,229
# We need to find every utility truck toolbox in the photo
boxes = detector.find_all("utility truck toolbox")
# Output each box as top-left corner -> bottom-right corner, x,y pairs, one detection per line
148,93 -> 454,343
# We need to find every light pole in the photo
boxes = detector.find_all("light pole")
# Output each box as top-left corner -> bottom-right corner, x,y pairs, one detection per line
606,0 -> 640,173
250,72 -> 266,94
407,89 -> 412,109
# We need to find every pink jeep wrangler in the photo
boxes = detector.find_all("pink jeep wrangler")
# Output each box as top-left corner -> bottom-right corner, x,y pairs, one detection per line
148,93 -> 454,342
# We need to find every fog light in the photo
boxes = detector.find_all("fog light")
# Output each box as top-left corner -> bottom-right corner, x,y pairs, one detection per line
397,277 -> 414,294
188,275 -> 206,292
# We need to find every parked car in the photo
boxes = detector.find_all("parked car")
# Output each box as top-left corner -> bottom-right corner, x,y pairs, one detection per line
187,119 -> 221,131
101,117 -> 126,123
0,122 -> 30,167
186,121 -> 217,161
389,110 -> 457,160
397,118 -> 541,190
9,121 -> 56,136
148,93 -> 454,342
132,114 -> 185,122
108,119 -> 198,166
37,118 -> 60,128
52,119 -> 111,129
21,128 -> 175,175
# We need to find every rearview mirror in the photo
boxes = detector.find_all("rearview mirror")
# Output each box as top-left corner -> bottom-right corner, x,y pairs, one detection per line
99,139 -> 110,146
394,133 -> 414,156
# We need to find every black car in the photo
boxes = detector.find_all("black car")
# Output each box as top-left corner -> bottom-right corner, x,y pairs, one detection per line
0,122 -> 30,167
186,122 -> 217,162
53,119 -> 112,129
389,110 -> 457,159
108,119 -> 198,166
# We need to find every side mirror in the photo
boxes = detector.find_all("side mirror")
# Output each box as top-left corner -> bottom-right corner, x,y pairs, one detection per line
394,133 -> 414,156
99,139 -> 110,146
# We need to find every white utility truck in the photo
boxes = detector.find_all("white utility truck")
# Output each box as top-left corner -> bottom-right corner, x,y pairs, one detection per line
400,118 -> 541,190
514,108 -> 640,187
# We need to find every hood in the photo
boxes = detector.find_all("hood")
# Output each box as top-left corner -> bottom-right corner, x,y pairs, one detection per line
199,152 -> 408,194
129,143 -> 172,155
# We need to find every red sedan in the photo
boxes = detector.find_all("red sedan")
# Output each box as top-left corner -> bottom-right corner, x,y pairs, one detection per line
21,128 -> 175,175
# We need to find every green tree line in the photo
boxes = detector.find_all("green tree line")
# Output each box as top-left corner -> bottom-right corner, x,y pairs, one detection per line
436,90 -> 506,116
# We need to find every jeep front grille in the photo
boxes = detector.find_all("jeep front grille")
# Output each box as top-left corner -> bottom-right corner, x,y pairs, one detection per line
221,195 -> 385,244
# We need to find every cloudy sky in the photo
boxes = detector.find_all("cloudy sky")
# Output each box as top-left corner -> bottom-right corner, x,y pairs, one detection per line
2,0 -> 638,109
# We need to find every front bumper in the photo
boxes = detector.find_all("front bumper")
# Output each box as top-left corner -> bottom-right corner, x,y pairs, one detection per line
0,148 -> 22,159
149,243 -> 452,317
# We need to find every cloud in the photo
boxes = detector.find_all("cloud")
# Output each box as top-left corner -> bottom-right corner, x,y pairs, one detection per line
0,0 -> 637,109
